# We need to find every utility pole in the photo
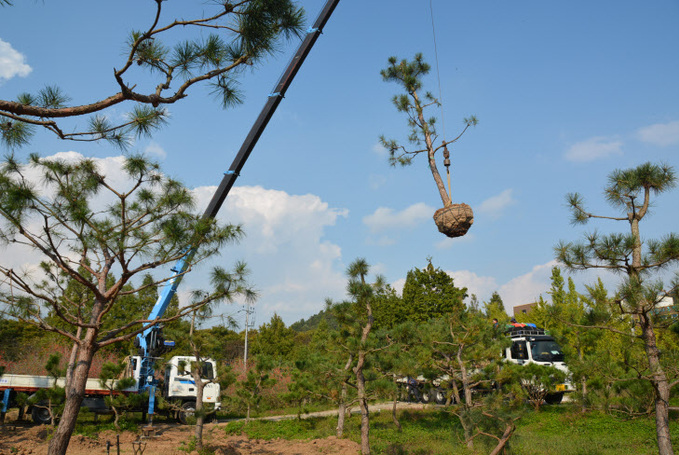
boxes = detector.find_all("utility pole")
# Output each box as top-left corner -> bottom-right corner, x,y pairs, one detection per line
242,304 -> 255,371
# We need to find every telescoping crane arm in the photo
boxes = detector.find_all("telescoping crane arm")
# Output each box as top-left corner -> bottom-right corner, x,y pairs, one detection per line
136,0 -> 341,408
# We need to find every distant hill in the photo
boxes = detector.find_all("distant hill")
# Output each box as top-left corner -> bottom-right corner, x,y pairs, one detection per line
290,308 -> 337,332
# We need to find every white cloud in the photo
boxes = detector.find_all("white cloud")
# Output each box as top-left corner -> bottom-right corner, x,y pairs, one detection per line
447,270 -> 498,303
363,202 -> 435,233
369,174 -> 387,190
391,278 -> 406,295
498,261 -> 558,312
370,262 -> 388,277
144,142 -> 167,159
637,120 -> 679,147
372,142 -> 388,156
192,185 -> 350,324
478,189 -> 516,220
0,153 -> 349,326
366,235 -> 397,247
0,39 -> 32,81
565,137 -> 623,162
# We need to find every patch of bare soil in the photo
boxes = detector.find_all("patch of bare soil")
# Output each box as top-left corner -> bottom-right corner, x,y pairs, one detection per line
0,422 -> 361,455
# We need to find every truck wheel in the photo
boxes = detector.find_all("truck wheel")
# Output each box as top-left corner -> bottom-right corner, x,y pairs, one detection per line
421,388 -> 431,403
31,404 -> 53,425
545,392 -> 564,405
434,389 -> 446,405
178,401 -> 196,425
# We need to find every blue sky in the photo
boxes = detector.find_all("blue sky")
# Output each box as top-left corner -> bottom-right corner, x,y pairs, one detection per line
1,0 -> 678,328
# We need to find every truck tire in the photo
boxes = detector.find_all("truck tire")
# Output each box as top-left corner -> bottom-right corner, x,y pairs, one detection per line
544,392 -> 564,405
434,388 -> 446,405
178,401 -> 196,425
31,404 -> 53,425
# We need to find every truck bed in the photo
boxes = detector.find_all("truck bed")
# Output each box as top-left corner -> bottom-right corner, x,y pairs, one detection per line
0,374 -> 137,395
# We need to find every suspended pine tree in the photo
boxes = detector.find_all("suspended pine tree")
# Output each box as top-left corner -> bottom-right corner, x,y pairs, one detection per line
380,54 -> 477,238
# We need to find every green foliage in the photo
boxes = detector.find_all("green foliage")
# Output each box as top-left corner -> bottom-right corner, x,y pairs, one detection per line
0,120 -> 33,149
0,153 -> 244,349
199,325 -> 244,362
508,362 -> 567,411
290,307 -> 338,332
0,153 -> 253,451
379,53 -> 477,206
1,1 -> 305,149
397,259 -> 467,326
98,360 -> 143,429
483,291 -> 508,322
250,314 -> 297,362
557,162 -> 678,281
0,316 -> 46,362
370,286 -> 404,330
74,414 -> 140,437
234,355 -> 277,420
556,162 -> 679,454
29,354 -> 66,425
286,316 -> 356,418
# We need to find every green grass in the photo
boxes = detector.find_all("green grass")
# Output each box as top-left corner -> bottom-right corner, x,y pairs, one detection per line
222,405 -> 679,455
512,406 -> 676,455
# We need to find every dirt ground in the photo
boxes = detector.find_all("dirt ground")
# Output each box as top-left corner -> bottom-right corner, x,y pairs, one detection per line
0,421 -> 361,455
0,403 -> 429,454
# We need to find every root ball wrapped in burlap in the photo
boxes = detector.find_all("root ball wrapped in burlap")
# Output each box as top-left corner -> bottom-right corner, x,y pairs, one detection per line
434,203 -> 474,238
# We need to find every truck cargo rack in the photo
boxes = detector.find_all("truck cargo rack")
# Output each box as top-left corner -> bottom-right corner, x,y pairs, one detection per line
504,324 -> 547,337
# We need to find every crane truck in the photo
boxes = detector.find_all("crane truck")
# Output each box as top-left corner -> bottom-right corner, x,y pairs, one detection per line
1,0 -> 341,425
0,355 -> 219,424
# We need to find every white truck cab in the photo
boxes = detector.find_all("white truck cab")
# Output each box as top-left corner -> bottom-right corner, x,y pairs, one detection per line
503,323 -> 575,402
162,356 -> 220,412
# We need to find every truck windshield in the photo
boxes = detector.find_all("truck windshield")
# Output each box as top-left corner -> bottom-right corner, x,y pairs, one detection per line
530,340 -> 565,362
201,363 -> 215,380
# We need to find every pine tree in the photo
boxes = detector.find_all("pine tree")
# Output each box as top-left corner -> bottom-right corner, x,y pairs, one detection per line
400,259 -> 467,324
0,1 -> 304,149
0,154 -> 249,455
484,292 -> 508,323
556,162 -> 679,455
379,54 -> 477,238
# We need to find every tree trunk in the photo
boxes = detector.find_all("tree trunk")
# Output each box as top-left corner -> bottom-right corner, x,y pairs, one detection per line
48,340 -> 96,455
457,412 -> 474,449
193,372 -> 205,452
65,327 -> 82,390
488,422 -> 516,455
451,379 -> 461,405
457,348 -> 473,405
355,352 -> 370,455
189,314 -> 206,452
578,348 -> 588,413
354,300 -> 373,454
640,314 -> 674,455
629,208 -> 674,455
336,355 -> 353,438
336,385 -> 347,438
391,393 -> 401,432
412,91 -> 450,207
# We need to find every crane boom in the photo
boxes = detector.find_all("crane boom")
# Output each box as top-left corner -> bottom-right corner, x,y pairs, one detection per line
136,0 -> 341,415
